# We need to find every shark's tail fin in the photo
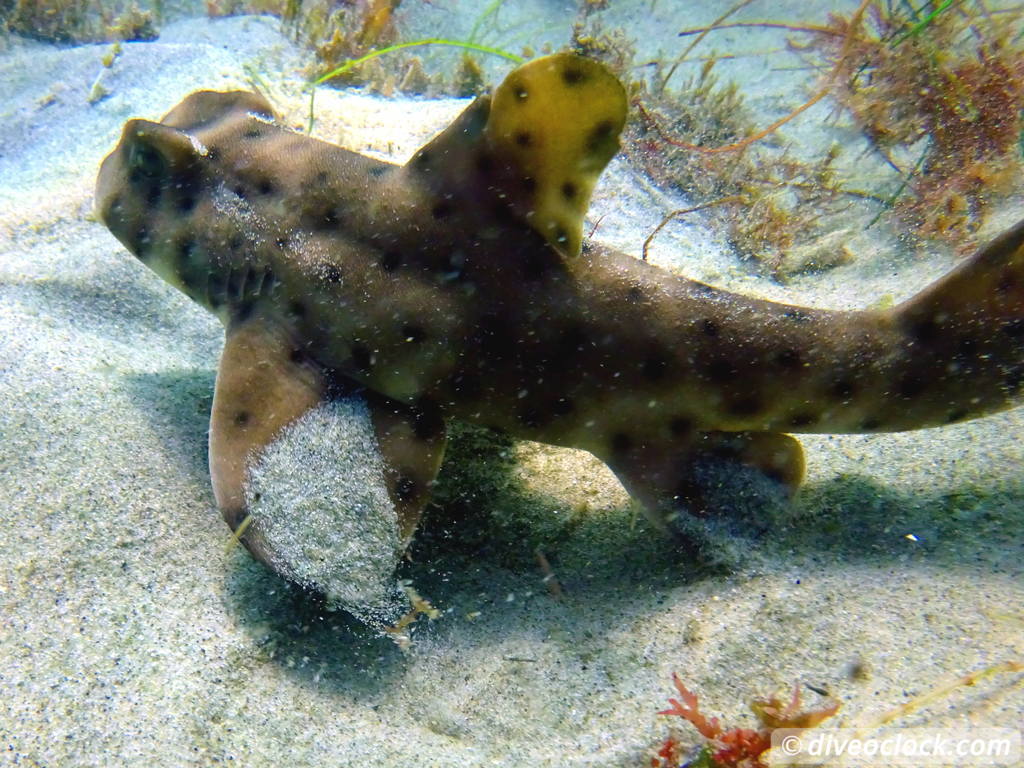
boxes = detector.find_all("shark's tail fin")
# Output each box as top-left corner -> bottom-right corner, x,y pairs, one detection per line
886,218 -> 1024,429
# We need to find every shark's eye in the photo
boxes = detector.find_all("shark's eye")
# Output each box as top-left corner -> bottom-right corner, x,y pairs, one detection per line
129,141 -> 164,179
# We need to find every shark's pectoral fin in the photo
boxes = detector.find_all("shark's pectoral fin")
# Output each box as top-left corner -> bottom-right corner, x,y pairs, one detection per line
209,314 -> 324,542
604,430 -> 805,531
209,312 -> 446,570
407,53 -> 627,257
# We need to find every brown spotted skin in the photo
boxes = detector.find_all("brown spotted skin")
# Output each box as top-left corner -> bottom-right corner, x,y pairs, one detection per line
95,58 -> 1024,533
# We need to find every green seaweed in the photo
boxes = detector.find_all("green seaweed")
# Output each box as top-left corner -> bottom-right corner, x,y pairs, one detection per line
888,0 -> 954,46
312,38 -> 524,86
306,38 -> 524,134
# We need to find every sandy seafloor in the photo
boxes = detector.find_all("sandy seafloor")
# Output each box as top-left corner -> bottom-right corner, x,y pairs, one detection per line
1,4 -> 1022,767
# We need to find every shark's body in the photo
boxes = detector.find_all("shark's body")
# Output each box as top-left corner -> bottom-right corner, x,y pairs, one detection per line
96,54 -> 1024,569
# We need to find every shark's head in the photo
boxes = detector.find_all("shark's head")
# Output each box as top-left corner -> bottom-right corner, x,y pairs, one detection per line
96,118 -> 201,251
96,117 -> 210,288
96,90 -> 281,309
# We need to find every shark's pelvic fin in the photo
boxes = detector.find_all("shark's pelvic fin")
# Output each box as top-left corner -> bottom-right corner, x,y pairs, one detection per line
603,429 -> 805,530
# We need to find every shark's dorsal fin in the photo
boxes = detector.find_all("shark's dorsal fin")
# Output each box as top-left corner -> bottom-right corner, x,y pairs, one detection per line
485,53 -> 627,256
407,53 -> 627,257
209,311 -> 446,567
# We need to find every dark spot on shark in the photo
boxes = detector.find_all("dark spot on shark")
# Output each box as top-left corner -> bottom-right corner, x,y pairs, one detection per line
610,432 -> 632,455
476,313 -> 515,359
177,193 -> 196,213
776,348 -> 802,369
561,181 -> 577,200
626,284 -> 645,303
314,207 -> 339,229
553,224 -> 569,246
586,120 -> 615,154
235,301 -> 254,323
233,410 -> 250,427
897,373 -> 927,399
412,398 -> 444,440
288,300 -> 306,318
257,178 -> 275,196
514,130 -> 533,148
381,250 -> 402,272
789,412 -> 818,428
704,359 -> 734,385
727,394 -> 763,417
642,352 -> 670,381
860,417 -> 882,430
243,127 -> 264,139
315,171 -> 329,184
475,152 -> 493,174
907,317 -> 940,344
128,141 -> 163,179
228,234 -> 243,252
432,200 -> 453,220
559,324 -> 590,354
274,237 -> 286,249
394,475 -> 418,502
669,416 -> 693,436
561,64 -> 586,85
289,348 -> 305,364
521,248 -> 555,280
946,408 -> 968,423
830,377 -> 856,400
701,319 -> 719,337
518,406 -> 546,429
450,373 -> 482,400
955,337 -> 978,365
511,81 -> 528,101
232,184 -> 247,200
552,397 -> 574,416
784,309 -> 811,323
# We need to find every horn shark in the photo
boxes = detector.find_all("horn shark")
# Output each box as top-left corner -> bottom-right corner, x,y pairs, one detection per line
95,53 -> 1024,571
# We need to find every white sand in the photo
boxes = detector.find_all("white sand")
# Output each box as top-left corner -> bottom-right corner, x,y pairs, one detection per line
1,10 -> 1021,768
